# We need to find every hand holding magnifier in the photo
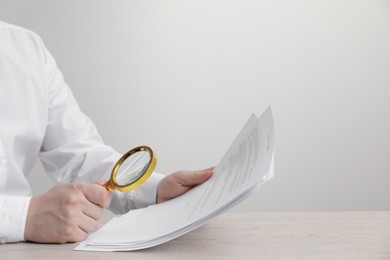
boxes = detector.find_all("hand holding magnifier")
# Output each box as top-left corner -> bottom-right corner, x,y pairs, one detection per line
104,146 -> 157,192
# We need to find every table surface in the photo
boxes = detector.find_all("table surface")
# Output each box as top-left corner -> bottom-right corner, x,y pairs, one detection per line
1,211 -> 389,260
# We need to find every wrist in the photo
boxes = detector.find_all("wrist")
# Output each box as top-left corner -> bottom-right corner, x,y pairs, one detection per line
23,196 -> 38,241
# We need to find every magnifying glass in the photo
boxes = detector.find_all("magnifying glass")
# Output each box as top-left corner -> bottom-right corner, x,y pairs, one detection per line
104,146 -> 157,192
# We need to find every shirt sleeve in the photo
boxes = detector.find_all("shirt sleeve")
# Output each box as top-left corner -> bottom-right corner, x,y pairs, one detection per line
109,172 -> 165,214
34,31 -> 162,213
0,196 -> 31,243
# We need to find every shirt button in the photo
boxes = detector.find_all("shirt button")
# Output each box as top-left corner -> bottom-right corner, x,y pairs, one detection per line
0,237 -> 8,244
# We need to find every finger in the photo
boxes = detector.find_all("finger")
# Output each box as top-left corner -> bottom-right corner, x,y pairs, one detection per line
82,200 -> 104,220
65,226 -> 88,243
78,213 -> 99,234
175,168 -> 213,187
82,184 -> 111,208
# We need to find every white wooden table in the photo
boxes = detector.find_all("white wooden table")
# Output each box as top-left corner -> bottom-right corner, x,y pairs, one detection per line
1,212 -> 389,259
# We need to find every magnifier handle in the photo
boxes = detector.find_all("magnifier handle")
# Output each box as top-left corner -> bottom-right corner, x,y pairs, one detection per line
103,181 -> 115,192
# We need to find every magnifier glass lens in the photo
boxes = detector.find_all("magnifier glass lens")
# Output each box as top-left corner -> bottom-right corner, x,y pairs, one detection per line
115,151 -> 151,186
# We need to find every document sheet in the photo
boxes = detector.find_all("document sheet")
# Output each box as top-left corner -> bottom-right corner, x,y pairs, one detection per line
75,107 -> 275,251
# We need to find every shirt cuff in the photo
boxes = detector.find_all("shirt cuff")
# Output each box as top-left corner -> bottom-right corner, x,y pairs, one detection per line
132,172 -> 165,209
108,172 -> 165,214
0,196 -> 31,243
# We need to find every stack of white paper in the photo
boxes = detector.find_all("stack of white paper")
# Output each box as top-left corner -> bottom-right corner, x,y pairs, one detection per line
75,107 -> 274,251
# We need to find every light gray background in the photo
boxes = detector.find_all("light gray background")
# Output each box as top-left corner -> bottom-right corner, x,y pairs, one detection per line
0,0 -> 389,212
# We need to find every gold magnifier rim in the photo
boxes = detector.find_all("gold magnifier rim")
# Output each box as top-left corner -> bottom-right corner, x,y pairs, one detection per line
105,145 -> 157,192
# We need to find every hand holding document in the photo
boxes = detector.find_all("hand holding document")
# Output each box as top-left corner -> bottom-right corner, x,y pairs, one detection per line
75,107 -> 275,251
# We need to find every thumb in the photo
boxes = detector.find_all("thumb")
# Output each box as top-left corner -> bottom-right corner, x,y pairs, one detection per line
95,180 -> 106,186
83,183 -> 111,208
177,168 -> 213,187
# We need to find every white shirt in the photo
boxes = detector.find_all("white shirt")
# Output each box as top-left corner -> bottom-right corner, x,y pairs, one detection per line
0,21 -> 164,243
